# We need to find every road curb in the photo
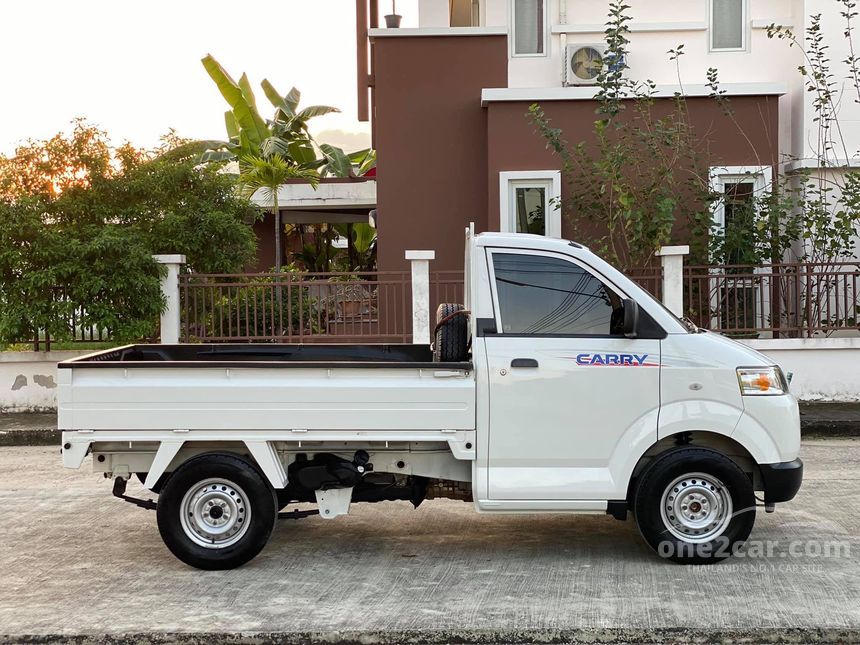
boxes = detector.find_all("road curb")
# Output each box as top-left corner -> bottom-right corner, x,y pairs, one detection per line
0,428 -> 56,447
4,627 -> 860,644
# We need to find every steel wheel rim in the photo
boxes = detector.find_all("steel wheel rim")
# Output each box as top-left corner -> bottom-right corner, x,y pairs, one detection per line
660,472 -> 733,544
179,478 -> 251,549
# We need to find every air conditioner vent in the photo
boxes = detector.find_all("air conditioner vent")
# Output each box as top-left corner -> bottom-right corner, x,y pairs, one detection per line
563,44 -> 615,86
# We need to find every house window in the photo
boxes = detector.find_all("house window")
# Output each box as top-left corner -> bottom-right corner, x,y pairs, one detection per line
511,0 -> 546,57
450,0 -> 480,27
709,166 -> 771,258
499,170 -> 561,237
709,166 -> 772,330
710,0 -> 746,51
491,252 -> 623,335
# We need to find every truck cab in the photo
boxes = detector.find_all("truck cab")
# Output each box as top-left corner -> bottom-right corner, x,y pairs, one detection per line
58,230 -> 803,569
466,232 -> 800,511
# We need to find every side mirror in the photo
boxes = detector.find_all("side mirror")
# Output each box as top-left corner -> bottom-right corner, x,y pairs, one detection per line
622,298 -> 639,338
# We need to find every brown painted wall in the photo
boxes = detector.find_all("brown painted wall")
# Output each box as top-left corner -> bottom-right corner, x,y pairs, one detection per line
372,34 -> 508,272
485,95 -> 780,245
370,33 -> 779,272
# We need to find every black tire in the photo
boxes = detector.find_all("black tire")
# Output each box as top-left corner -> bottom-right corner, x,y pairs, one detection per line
433,303 -> 468,362
156,453 -> 277,570
633,447 -> 756,564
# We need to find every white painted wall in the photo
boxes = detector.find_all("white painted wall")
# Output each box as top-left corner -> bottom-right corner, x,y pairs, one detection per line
413,0 -> 860,165
0,351 -> 93,412
740,338 -> 860,402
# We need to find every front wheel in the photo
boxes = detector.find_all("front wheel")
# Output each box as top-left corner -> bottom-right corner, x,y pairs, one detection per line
156,453 -> 277,570
633,447 -> 756,564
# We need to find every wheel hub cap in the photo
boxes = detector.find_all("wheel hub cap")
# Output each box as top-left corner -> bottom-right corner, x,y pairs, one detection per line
180,478 -> 251,549
660,472 -> 732,543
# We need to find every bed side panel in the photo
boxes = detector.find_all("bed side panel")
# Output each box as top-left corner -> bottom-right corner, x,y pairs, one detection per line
58,366 -> 476,431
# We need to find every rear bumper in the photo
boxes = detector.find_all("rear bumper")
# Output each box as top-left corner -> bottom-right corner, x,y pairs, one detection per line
760,458 -> 804,504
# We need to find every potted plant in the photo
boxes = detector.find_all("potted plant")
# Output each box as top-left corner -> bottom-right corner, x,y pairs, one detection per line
385,0 -> 401,28
327,274 -> 369,319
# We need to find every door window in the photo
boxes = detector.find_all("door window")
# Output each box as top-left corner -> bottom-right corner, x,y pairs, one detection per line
492,252 -> 623,335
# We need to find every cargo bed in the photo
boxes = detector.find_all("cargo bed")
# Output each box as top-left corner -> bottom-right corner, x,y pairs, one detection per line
58,344 -> 476,432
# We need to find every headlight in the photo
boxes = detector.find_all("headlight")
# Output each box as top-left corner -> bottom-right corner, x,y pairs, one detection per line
737,367 -> 788,396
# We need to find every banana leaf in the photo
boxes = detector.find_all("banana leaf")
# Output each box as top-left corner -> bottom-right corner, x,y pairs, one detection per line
319,144 -> 353,178
261,79 -> 295,120
201,55 -> 269,148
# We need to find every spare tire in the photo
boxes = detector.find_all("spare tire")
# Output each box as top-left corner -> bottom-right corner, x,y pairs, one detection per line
433,303 -> 469,362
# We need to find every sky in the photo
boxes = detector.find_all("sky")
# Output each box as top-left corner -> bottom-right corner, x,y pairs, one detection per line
0,0 -> 419,156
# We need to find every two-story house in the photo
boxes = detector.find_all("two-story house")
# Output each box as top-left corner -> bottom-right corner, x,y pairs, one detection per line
356,0 -> 858,272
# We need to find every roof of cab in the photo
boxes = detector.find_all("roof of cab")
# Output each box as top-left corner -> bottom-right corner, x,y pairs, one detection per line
474,231 -> 588,252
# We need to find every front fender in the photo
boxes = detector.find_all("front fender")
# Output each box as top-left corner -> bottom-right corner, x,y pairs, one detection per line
658,398 -> 785,465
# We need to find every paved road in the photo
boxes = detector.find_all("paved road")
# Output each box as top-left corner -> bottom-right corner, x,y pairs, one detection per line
0,441 -> 859,643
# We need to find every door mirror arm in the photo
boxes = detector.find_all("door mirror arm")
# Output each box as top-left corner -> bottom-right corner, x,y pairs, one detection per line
622,298 -> 639,339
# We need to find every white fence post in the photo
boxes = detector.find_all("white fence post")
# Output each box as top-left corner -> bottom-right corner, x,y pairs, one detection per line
405,250 -> 435,344
655,245 -> 689,317
154,254 -> 186,344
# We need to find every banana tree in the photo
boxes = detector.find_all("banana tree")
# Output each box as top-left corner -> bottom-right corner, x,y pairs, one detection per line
199,55 -> 377,270
334,222 -> 378,271
199,55 -> 374,178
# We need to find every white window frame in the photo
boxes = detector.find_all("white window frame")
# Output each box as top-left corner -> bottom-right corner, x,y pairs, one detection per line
709,0 -> 748,52
509,0 -> 549,58
707,164 -> 773,332
499,170 -> 562,238
708,165 -> 772,230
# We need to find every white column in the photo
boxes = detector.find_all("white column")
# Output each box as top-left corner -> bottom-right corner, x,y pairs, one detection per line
405,250 -> 435,344
655,245 -> 689,317
153,254 -> 186,344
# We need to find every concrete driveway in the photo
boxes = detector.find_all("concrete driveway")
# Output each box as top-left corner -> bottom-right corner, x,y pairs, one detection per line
0,440 -> 858,644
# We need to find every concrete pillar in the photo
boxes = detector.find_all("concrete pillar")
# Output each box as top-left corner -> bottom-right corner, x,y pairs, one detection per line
405,250 -> 435,344
153,254 -> 186,344
655,245 -> 689,317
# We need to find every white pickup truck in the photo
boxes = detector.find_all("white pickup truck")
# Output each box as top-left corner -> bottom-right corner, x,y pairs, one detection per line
59,230 -> 803,569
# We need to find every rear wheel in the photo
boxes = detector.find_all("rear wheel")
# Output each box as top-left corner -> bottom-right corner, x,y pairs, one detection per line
156,453 -> 277,570
633,447 -> 756,564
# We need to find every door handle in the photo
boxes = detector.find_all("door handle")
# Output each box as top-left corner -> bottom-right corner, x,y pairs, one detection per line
511,358 -> 539,368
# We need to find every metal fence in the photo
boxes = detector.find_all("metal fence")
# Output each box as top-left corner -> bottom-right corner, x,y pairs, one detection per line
683,262 -> 860,338
176,261 -> 859,343
9,288 -> 114,351
430,271 -> 466,318
180,271 -> 412,343
628,268 -> 663,300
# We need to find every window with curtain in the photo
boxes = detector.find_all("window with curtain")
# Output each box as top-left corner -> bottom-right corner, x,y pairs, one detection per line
513,0 -> 545,56
711,0 -> 745,50
450,0 -> 480,27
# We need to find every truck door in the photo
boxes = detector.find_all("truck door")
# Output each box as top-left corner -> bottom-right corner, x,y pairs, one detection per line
483,248 -> 660,501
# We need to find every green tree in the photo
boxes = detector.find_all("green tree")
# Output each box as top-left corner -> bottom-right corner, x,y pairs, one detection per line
0,122 -> 257,348
236,154 -> 317,272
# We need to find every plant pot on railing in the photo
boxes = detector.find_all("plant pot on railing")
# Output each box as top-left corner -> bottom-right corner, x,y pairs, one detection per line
327,277 -> 372,321
384,13 -> 402,28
